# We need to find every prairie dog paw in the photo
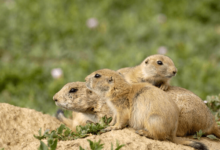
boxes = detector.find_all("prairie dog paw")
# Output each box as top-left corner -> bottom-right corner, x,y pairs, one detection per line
103,125 -> 122,132
86,120 -> 95,124
109,120 -> 116,126
160,83 -> 169,91
109,116 -> 116,126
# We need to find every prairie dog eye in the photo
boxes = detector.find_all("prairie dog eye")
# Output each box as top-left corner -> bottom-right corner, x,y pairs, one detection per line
157,61 -> 163,65
94,74 -> 101,78
69,88 -> 78,93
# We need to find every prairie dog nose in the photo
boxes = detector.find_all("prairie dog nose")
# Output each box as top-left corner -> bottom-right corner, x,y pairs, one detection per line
53,95 -> 58,102
172,68 -> 177,75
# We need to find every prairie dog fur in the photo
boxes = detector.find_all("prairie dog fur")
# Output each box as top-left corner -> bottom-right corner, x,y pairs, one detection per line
166,86 -> 220,137
118,55 -> 220,138
85,69 -> 207,150
53,82 -> 112,131
117,54 -> 177,91
56,109 -> 97,131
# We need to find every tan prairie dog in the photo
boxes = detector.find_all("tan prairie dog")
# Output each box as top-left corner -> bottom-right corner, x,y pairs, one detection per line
117,54 -> 177,91
53,82 -> 112,131
85,69 -> 207,150
117,54 -> 220,138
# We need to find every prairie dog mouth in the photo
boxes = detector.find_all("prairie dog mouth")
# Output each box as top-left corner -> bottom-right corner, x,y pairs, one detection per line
166,75 -> 173,78
86,82 -> 98,94
166,73 -> 177,78
56,102 -> 69,109
86,84 -> 92,90
56,102 -> 78,111
86,80 -> 93,90
86,84 -> 95,93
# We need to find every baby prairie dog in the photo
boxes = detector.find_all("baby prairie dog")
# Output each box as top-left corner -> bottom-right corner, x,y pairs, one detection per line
118,55 -> 220,138
85,69 -> 207,150
117,54 -> 177,91
53,82 -> 112,131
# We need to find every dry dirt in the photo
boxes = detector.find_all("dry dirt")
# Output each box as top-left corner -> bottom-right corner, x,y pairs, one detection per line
0,103 -> 219,150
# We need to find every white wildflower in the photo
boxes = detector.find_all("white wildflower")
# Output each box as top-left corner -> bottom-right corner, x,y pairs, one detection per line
5,0 -> 15,9
51,68 -> 63,79
86,18 -> 98,29
157,14 -> 167,24
158,46 -> 167,54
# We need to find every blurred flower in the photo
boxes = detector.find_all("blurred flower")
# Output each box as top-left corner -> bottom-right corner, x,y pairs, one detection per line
216,26 -> 220,35
158,46 -> 167,54
51,68 -> 63,79
5,0 -> 15,9
157,14 -> 167,24
204,100 -> 208,104
86,18 -> 98,29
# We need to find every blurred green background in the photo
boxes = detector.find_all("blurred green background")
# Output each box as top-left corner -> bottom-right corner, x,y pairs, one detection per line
0,0 -> 220,115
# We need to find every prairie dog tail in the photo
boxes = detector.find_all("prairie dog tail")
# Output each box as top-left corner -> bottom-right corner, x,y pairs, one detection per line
172,137 -> 208,150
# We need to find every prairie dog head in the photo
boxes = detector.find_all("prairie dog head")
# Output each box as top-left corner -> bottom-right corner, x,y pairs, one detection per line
140,54 -> 177,82
53,82 -> 99,113
85,69 -> 130,98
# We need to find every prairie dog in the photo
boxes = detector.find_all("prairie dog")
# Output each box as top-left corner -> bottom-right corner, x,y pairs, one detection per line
118,55 -> 220,138
53,82 -> 112,131
85,69 -> 207,150
117,54 -> 177,91
166,86 -> 220,137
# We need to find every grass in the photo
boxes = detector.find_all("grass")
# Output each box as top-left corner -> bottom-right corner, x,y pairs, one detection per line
0,0 -> 220,115
193,130 -> 204,140
34,116 -> 125,150
191,94 -> 220,141
205,94 -> 220,123
205,94 -> 220,125
80,140 -> 104,150
79,140 -> 125,150
34,116 -> 112,141
38,139 -> 125,150
193,129 -> 219,141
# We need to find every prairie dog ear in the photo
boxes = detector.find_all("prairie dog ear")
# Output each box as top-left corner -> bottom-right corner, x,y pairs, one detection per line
108,76 -> 113,83
145,59 -> 149,64
86,89 -> 93,95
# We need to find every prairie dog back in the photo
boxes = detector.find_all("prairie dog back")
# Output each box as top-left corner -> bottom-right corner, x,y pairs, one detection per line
129,83 -> 179,138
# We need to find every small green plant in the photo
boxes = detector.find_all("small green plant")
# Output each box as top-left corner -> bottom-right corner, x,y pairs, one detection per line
111,140 -> 125,150
206,135 -> 219,141
193,130 -> 204,140
80,139 -> 104,150
34,116 -> 112,141
205,94 -> 220,125
34,116 -> 112,150
38,140 -> 57,150
79,139 -> 125,150
205,95 -> 220,112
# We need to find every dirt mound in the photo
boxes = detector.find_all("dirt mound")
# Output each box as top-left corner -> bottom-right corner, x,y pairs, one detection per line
0,103 -> 62,150
0,103 -> 219,150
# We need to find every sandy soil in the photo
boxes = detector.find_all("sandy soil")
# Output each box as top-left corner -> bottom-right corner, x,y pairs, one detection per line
0,103 -> 219,150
